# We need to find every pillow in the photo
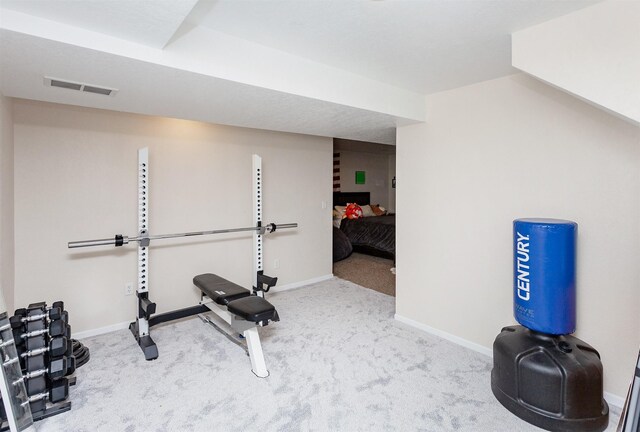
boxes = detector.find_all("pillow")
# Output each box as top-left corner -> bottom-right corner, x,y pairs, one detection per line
361,205 -> 376,217
334,205 -> 347,219
370,204 -> 387,216
344,203 -> 363,219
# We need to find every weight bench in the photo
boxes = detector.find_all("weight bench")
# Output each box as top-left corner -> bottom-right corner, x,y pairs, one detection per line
194,273 -> 279,378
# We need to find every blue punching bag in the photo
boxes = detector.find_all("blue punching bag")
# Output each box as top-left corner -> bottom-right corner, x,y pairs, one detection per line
513,218 -> 577,335
493,219 -> 608,432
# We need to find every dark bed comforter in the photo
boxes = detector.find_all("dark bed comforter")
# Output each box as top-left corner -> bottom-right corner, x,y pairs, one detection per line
340,215 -> 395,258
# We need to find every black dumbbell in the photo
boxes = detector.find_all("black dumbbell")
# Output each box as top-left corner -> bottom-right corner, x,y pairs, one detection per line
48,377 -> 69,403
11,308 -> 64,328
63,355 -> 76,376
22,356 -> 76,380
20,378 -> 69,405
14,301 -> 64,316
12,320 -> 68,343
14,354 -> 71,381
9,308 -> 69,329
38,354 -> 76,379
17,336 -> 69,358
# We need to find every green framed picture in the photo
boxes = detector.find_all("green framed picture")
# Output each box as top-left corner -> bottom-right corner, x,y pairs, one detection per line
355,171 -> 365,184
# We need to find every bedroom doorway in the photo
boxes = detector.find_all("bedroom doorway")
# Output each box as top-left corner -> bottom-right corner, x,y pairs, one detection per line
332,138 -> 396,297
333,253 -> 395,296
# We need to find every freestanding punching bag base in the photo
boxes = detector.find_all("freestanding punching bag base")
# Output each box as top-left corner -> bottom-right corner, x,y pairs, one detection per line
491,326 -> 609,432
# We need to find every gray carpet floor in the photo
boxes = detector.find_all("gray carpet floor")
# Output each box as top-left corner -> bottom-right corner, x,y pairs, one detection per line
333,253 -> 395,296
36,278 -> 619,431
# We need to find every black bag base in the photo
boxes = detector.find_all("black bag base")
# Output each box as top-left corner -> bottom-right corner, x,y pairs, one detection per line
491,325 -> 609,432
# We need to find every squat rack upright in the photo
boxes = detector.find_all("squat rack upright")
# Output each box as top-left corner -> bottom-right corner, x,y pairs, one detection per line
68,148 -> 297,360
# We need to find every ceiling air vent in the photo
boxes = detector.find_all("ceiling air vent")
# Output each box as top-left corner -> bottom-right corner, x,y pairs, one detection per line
44,77 -> 118,97
50,79 -> 82,91
82,85 -> 113,96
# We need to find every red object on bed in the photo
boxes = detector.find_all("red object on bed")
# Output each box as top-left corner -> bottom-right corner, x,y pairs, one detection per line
344,203 -> 363,219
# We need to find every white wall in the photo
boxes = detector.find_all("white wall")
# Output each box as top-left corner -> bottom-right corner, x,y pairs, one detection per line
396,73 -> 640,399
339,150 -> 391,208
512,0 -> 640,125
0,93 -> 13,313
12,99 -> 333,333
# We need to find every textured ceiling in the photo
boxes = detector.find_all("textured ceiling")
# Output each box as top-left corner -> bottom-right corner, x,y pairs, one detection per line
0,30 -> 398,144
0,0 -> 199,48
0,0 -> 601,144
196,0 -> 600,94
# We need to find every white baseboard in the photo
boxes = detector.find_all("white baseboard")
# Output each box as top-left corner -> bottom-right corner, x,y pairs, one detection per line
271,274 -> 334,293
394,313 -> 493,357
73,320 -> 130,340
603,392 -> 625,411
394,313 -> 624,409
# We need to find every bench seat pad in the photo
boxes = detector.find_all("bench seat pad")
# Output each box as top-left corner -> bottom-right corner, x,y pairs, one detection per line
227,296 -> 279,323
193,273 -> 250,305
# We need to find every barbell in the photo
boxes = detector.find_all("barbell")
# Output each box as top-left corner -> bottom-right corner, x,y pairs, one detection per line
68,222 -> 298,249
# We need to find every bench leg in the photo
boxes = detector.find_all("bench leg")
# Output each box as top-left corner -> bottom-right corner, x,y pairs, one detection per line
244,327 -> 268,378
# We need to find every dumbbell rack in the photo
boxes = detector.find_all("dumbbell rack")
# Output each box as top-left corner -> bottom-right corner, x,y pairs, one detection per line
0,311 -> 34,432
5,302 -> 75,425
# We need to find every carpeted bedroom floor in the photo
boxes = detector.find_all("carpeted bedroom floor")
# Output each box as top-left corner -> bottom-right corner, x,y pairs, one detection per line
332,252 -> 395,296
36,278 -> 620,431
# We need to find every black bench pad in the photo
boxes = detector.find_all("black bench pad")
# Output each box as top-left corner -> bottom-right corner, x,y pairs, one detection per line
193,273 -> 250,305
227,296 -> 279,324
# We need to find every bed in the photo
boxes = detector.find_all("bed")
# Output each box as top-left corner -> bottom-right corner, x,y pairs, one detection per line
333,191 -> 395,261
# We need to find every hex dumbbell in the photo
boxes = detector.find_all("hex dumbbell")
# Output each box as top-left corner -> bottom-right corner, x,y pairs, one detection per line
11,307 -> 63,326
14,301 -> 64,316
20,378 -> 69,405
13,354 -> 72,380
18,336 -> 69,359
12,321 -> 68,344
